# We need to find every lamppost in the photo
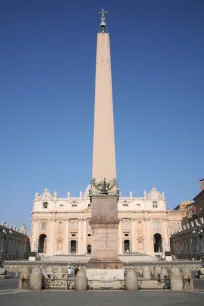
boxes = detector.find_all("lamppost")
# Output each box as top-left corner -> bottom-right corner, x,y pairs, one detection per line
192,225 -> 204,260
0,228 -> 12,261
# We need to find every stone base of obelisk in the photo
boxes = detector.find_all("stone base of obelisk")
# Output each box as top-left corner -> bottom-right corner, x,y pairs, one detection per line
87,224 -> 123,269
86,268 -> 124,289
87,195 -> 124,288
87,195 -> 122,269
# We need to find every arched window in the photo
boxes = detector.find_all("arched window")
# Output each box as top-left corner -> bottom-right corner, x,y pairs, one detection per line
58,222 -> 63,232
138,221 -> 142,230
138,240 -> 143,249
58,240 -> 63,251
88,223 -> 91,231
123,221 -> 129,229
41,222 -> 46,230
154,220 -> 159,229
72,222 -> 77,229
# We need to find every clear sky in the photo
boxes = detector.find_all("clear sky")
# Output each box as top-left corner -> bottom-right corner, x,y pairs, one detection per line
0,0 -> 203,231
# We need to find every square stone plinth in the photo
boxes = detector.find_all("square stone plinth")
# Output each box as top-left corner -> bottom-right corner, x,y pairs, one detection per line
86,269 -> 124,289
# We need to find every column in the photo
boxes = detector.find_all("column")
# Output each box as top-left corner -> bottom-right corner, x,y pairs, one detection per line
50,219 -> 55,256
131,219 -> 136,253
64,219 -> 69,255
80,219 -> 84,254
118,219 -> 122,254
144,218 -> 153,255
78,219 -> 82,254
161,218 -> 169,253
83,219 -> 87,254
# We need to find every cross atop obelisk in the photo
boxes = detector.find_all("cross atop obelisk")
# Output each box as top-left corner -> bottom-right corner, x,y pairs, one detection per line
98,9 -> 108,32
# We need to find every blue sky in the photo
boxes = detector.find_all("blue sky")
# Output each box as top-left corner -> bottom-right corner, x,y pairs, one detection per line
0,0 -> 203,230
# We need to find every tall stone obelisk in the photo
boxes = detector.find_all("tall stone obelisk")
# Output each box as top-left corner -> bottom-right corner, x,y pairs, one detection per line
87,10 -> 122,271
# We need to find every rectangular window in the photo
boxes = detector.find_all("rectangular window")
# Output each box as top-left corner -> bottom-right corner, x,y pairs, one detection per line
43,202 -> 48,209
152,201 -> 158,208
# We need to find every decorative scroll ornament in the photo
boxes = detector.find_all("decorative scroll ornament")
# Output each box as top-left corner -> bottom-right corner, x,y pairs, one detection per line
89,178 -> 119,197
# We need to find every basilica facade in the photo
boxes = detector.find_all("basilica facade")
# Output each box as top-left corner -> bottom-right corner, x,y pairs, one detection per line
31,186 -> 185,258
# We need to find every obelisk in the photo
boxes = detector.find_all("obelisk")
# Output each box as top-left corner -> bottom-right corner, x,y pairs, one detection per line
87,10 -> 122,272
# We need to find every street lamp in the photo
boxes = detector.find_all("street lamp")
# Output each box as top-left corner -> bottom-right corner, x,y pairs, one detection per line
192,226 -> 204,260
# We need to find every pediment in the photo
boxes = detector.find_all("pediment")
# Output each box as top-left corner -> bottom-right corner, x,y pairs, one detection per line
146,187 -> 164,200
37,188 -> 53,200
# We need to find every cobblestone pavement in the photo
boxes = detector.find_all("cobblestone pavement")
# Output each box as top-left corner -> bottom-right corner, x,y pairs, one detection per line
0,278 -> 204,306
0,290 -> 204,306
193,279 -> 204,290
0,278 -> 18,291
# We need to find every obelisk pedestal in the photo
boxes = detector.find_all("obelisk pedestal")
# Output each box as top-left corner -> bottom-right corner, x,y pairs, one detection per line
86,193 -> 124,289
88,194 -> 122,269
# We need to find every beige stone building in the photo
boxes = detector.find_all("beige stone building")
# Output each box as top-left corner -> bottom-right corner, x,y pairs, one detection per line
0,222 -> 30,260
31,186 -> 185,258
171,179 -> 204,260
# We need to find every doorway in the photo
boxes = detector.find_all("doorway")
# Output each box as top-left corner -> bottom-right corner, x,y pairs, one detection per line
87,244 -> 92,254
38,234 -> 47,253
71,240 -> 77,254
124,240 -> 130,253
154,233 -> 162,252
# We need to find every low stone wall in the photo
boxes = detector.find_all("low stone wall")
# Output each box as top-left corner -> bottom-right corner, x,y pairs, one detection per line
4,260 -> 203,274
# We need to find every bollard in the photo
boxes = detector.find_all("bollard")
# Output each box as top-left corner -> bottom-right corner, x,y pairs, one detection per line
125,270 -> 138,291
170,266 -> 183,291
75,270 -> 88,291
182,267 -> 193,291
19,266 -> 31,289
29,267 -> 43,290
0,267 -> 6,280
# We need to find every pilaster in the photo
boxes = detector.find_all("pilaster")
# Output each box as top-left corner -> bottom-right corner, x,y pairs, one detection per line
131,219 -> 136,252
78,219 -> 82,254
64,218 -> 69,254
83,219 -> 87,253
118,219 -> 122,254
